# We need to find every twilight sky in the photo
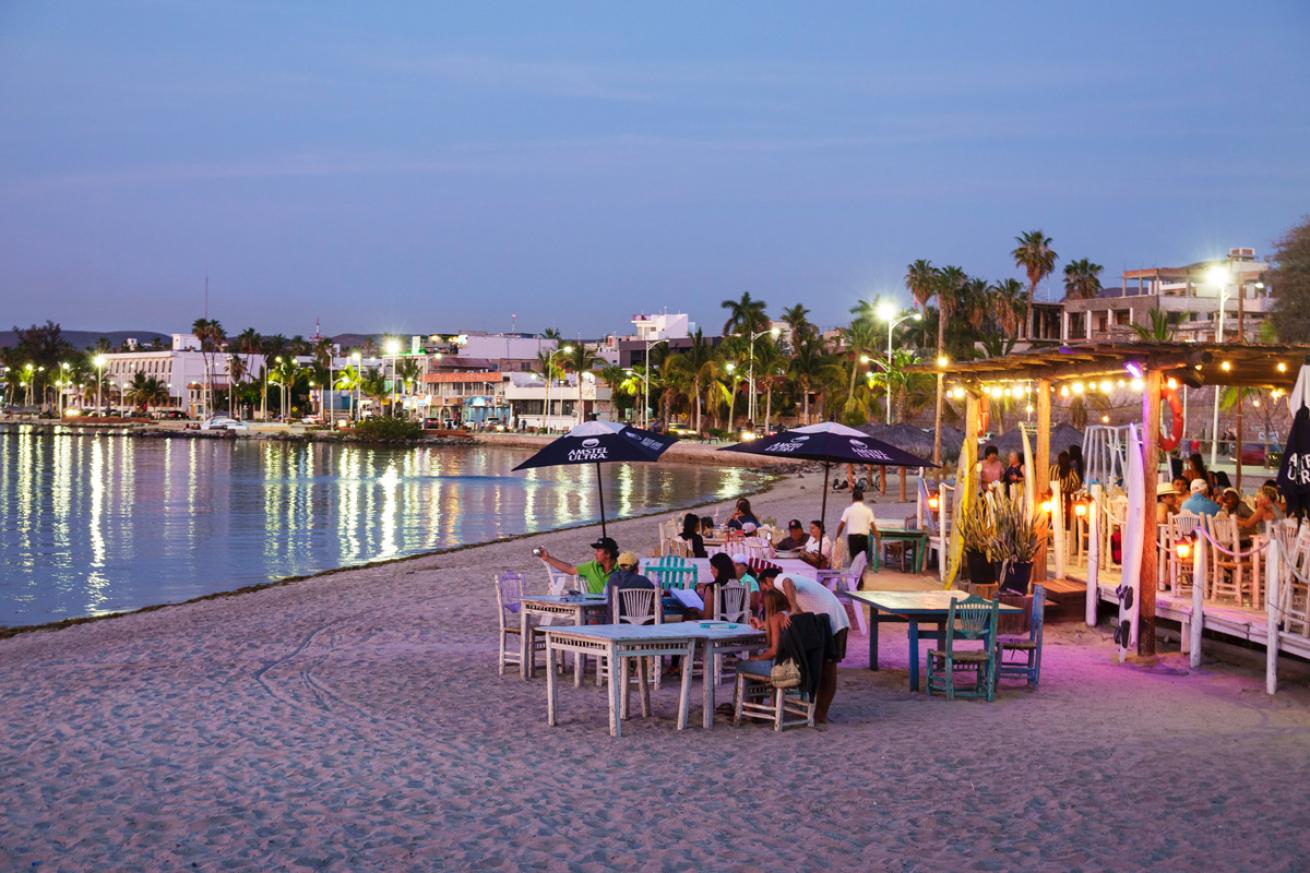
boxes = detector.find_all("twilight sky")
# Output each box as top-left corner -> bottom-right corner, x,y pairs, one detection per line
1,1 -> 1307,339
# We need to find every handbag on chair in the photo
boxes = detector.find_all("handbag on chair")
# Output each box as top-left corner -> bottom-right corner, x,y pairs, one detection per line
769,659 -> 801,688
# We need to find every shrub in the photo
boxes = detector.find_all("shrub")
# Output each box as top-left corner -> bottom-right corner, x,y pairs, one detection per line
354,417 -> 422,442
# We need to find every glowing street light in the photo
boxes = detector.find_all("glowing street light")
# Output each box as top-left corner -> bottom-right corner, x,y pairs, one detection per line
93,354 -> 107,414
878,304 -> 923,424
746,326 -> 780,428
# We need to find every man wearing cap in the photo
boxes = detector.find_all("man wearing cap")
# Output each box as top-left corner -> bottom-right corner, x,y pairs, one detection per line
755,567 -> 849,727
605,552 -> 657,622
1181,478 -> 1221,517
537,537 -> 620,594
775,519 -> 808,551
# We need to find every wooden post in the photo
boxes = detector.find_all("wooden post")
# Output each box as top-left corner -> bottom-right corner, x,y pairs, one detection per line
1190,532 -> 1205,668
1138,369 -> 1162,657
1033,380 -> 1052,583
1267,537 -> 1280,695
1235,391 -> 1244,492
899,466 -> 907,503
879,464 -> 886,495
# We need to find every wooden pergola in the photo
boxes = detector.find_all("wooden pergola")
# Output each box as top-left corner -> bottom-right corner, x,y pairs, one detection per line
913,341 -> 1310,656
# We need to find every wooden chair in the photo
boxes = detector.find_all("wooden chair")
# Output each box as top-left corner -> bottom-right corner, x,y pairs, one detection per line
995,584 -> 1045,689
1208,514 -> 1254,606
647,555 -> 697,590
711,582 -> 752,685
732,666 -> 816,731
1165,512 -> 1201,596
926,596 -> 999,701
739,536 -> 772,562
599,587 -> 665,689
493,572 -> 540,676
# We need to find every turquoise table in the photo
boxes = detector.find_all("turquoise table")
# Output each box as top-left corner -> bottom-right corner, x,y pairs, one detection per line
877,528 -> 930,573
839,590 -> 1021,691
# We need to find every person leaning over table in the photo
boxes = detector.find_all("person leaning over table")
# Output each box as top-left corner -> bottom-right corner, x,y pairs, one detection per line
536,536 -> 619,595
755,567 -> 849,727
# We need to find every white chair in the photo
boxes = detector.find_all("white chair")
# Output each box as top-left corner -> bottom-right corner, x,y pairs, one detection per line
733,668 -> 816,731
1165,512 -> 1201,595
740,536 -> 771,562
600,586 -> 664,689
817,551 -> 868,636
493,571 -> 538,676
1276,521 -> 1310,637
540,559 -> 579,595
712,582 -> 752,685
1208,514 -> 1254,606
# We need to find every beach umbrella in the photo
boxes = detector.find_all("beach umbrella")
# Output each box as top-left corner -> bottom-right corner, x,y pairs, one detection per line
718,421 -> 936,532
512,420 -> 678,538
1277,367 -> 1310,519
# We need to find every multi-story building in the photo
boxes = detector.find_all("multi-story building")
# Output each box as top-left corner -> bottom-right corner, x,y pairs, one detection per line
503,371 -> 613,431
99,333 -> 265,417
1061,248 -> 1272,343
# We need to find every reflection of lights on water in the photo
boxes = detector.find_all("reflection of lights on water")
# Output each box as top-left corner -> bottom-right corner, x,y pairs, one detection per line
378,462 -> 399,559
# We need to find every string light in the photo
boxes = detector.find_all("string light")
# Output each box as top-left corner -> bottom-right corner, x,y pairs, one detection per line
1130,378 -> 1144,391
1059,386 -> 1070,398
1220,360 -> 1232,372
1099,380 -> 1112,394
1101,415 -> 1110,423
1166,377 -> 1178,390
1071,381 -> 1085,395
1277,362 -> 1288,373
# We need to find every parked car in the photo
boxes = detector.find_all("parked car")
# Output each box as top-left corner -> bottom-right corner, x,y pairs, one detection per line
151,409 -> 190,421
199,416 -> 249,432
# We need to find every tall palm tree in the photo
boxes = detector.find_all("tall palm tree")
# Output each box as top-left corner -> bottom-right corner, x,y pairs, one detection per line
1011,229 -> 1058,336
268,358 -> 306,419
666,329 -> 716,433
905,258 -> 937,311
125,371 -> 169,414
752,339 -> 788,428
841,304 -> 880,425
786,334 -> 831,425
334,363 -> 362,419
1063,258 -> 1104,300
596,364 -> 632,419
720,291 -> 770,337
990,278 -> 1029,340
191,317 -> 225,416
779,303 -> 815,346
932,265 -> 967,466
560,343 -> 605,423
227,354 -> 246,416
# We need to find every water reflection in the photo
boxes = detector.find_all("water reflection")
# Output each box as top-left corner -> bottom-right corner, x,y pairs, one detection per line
0,425 -> 771,626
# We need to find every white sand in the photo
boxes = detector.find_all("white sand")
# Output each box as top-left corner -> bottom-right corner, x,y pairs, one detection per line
2,470 -> 1309,871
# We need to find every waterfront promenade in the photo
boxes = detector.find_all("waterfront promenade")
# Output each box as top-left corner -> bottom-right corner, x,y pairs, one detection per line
2,473 -> 1308,870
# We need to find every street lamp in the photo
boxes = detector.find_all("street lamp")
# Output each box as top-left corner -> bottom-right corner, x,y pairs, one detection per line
350,351 -> 362,421
642,338 -> 668,429
383,338 -> 402,417
58,362 -> 71,418
1207,265 -> 1232,467
93,354 -> 107,414
877,304 -> 923,424
541,344 -> 573,432
746,327 -> 780,429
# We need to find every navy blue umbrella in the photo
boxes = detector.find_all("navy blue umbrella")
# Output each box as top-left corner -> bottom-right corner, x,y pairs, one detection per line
1277,405 -> 1310,520
513,421 -> 678,537
719,421 -> 936,532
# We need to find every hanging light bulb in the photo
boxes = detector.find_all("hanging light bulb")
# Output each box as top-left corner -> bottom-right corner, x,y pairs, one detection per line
1166,377 -> 1178,390
1059,386 -> 1070,398
1071,381 -> 1085,395
1130,378 -> 1144,391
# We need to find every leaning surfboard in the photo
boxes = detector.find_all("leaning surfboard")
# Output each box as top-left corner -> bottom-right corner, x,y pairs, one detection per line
1115,423 -> 1146,661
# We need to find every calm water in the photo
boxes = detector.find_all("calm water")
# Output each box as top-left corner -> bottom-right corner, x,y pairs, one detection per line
0,426 -> 767,627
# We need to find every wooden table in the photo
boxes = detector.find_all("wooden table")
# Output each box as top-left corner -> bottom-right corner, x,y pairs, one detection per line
519,594 -> 609,682
542,622 -> 765,737
878,528 -> 929,574
838,590 -> 1022,691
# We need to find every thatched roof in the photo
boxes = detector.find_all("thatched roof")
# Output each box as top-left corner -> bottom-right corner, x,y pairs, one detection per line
988,423 -> 1085,456
857,422 -> 963,461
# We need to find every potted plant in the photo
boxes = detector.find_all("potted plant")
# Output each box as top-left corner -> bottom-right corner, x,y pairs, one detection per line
989,494 -> 1041,593
959,499 -> 998,584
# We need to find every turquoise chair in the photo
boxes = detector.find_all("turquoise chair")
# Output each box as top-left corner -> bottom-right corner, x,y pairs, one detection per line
647,556 -> 698,590
995,584 -> 1045,689
926,596 -> 999,701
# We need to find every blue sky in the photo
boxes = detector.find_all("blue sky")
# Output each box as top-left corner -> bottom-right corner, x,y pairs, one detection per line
1,1 -> 1307,338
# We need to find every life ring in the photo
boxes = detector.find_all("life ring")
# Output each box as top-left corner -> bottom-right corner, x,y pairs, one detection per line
1160,385 -> 1183,451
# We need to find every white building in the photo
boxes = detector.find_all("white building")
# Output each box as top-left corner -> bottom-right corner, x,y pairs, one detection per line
503,372 -> 613,432
99,334 -> 266,417
632,312 -> 690,341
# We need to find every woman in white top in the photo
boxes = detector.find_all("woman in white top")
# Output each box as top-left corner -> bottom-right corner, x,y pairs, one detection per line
799,519 -> 833,569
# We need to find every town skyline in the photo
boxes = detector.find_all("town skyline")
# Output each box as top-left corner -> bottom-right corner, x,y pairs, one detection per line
3,2 -> 1307,335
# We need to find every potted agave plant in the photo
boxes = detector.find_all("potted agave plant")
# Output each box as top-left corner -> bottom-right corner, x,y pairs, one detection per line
989,494 -> 1041,594
959,499 -> 998,584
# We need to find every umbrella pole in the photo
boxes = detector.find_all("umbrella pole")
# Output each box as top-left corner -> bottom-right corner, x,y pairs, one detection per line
821,461 -> 831,539
596,461 -> 607,539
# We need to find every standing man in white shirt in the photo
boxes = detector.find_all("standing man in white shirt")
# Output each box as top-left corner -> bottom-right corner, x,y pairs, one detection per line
834,488 -> 879,569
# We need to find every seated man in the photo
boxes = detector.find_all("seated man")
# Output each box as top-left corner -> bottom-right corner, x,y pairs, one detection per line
605,552 -> 656,623
755,567 -> 850,728
1181,479 -> 1221,517
775,519 -> 808,551
1219,488 -> 1253,521
536,536 -> 619,594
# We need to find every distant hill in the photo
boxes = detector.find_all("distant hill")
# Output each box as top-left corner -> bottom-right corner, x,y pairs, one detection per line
0,329 -> 171,352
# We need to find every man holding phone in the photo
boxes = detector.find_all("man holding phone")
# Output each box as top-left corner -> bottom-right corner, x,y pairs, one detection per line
536,537 -> 620,594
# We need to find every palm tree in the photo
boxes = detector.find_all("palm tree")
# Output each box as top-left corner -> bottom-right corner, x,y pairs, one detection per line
191,317 -> 225,416
268,358 -> 306,419
786,334 -> 829,425
841,304 -> 881,425
395,358 -> 422,397
227,354 -> 246,416
752,339 -> 788,428
1130,308 -> 1177,342
990,278 -> 1029,340
358,368 -> 388,415
560,343 -> 605,423
1011,230 -> 1058,336
597,364 -> 632,419
932,265 -> 967,466
720,291 -> 770,337
125,371 -> 169,414
1063,258 -> 1104,300
905,259 -> 937,312
334,364 -> 362,419
666,329 -> 716,433
780,304 -> 815,346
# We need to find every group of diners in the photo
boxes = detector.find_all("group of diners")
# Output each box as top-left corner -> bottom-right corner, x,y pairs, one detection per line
1155,454 -> 1285,540
535,532 -> 850,727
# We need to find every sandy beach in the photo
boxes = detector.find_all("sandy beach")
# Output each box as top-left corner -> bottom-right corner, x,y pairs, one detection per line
2,470 -> 1309,872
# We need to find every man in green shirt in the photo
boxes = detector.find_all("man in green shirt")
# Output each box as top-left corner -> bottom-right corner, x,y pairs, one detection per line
537,537 -> 619,594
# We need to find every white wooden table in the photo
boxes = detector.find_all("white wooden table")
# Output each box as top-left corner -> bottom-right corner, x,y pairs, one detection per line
519,594 -> 609,682
543,622 -> 765,737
